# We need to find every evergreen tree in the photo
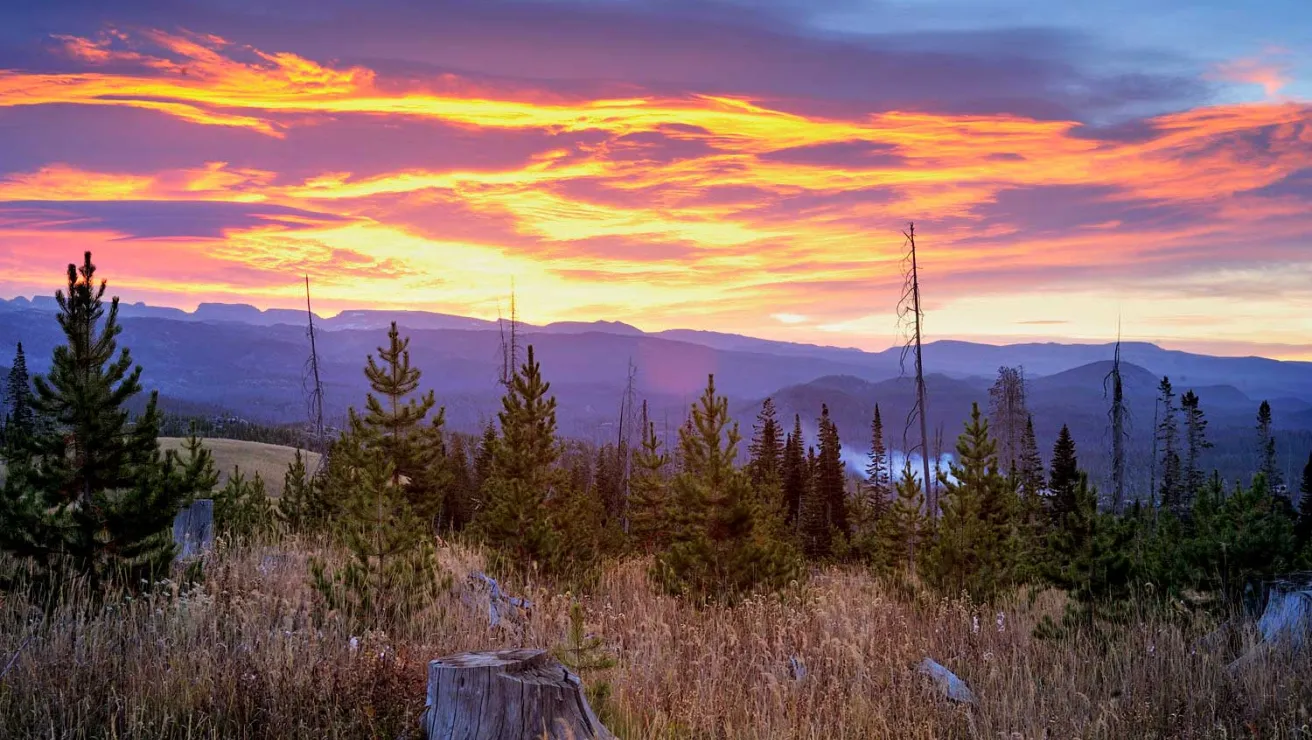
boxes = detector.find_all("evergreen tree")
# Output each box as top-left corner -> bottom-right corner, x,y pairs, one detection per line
348,322 -> 445,522
629,401 -> 671,552
653,375 -> 802,603
924,403 -> 1017,603
1188,473 -> 1297,605
1156,377 -> 1182,512
1181,390 -> 1212,507
473,420 -> 497,507
3,343 -> 34,450
277,449 -> 328,534
748,398 -> 785,489
475,345 -> 564,573
593,442 -> 626,523
1298,452 -> 1312,546
780,415 -> 806,528
805,404 -> 848,557
214,466 -> 274,539
877,459 -> 926,572
0,253 -> 196,590
987,366 -> 1029,474
1017,415 -> 1045,500
864,404 -> 891,519
1256,401 -> 1280,490
310,433 -> 448,632
441,435 -> 475,532
1038,473 -> 1136,637
799,443 -> 829,558
1048,425 -> 1080,524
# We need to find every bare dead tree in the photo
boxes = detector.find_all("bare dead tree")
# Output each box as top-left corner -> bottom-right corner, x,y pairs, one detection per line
988,366 -> 1029,475
617,358 -> 638,532
497,280 -> 520,390
897,222 -> 934,517
302,275 -> 327,473
1104,327 -> 1128,514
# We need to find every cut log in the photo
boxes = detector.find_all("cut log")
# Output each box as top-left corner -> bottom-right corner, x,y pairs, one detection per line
425,649 -> 613,740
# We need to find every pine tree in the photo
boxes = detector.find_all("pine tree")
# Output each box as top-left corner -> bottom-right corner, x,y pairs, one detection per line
925,403 -> 1017,603
748,398 -> 785,489
864,404 -> 891,519
310,433 -> 448,632
0,253 -> 199,590
1295,452 -> 1312,546
629,401 -> 671,552
780,415 -> 806,528
653,375 -> 802,603
475,345 -> 564,573
1181,390 -> 1212,509
1048,425 -> 1079,524
349,322 -> 445,523
3,343 -> 34,451
214,466 -> 274,539
877,459 -> 926,572
804,404 -> 848,557
1256,401 -> 1280,490
473,420 -> 497,503
1156,377 -> 1182,512
799,443 -> 829,557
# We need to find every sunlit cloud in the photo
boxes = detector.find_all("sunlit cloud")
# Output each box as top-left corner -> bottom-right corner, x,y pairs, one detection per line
0,26 -> 1308,358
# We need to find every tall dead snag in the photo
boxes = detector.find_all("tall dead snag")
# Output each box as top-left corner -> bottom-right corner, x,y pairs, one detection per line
498,281 -> 520,391
988,366 -> 1029,475
617,358 -> 638,532
898,222 -> 934,517
1104,332 -> 1127,514
303,275 -> 327,473
425,649 -> 614,740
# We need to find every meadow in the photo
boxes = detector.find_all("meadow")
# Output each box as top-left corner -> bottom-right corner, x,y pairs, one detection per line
2,536 -> 1308,739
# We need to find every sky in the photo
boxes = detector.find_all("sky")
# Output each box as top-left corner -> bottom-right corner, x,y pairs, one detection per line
0,0 -> 1309,358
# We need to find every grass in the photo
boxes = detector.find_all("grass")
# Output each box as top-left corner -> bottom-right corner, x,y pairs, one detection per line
2,540 -> 1310,739
158,438 -> 320,498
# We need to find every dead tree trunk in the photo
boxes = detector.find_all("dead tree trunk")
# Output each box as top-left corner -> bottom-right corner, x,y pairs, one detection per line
425,649 -> 613,740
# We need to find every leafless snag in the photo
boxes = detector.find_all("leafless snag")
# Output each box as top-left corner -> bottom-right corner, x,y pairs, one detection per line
302,275 -> 327,473
897,222 -> 934,518
1103,323 -> 1128,514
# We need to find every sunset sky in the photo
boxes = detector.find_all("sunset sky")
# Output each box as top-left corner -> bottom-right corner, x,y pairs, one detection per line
0,0 -> 1309,358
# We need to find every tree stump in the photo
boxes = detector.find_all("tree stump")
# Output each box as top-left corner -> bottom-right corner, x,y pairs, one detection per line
425,649 -> 614,740
172,498 -> 214,561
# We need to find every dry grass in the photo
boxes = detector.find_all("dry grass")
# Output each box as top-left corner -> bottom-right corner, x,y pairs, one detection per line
158,438 -> 321,498
2,540 -> 1310,739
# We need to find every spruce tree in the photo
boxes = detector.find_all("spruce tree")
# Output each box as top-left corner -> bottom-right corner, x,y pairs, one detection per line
1156,377 -> 1182,512
1256,401 -> 1280,490
629,401 -> 671,552
1048,425 -> 1080,524
804,404 -> 848,557
864,404 -> 891,519
925,403 -> 1017,603
475,345 -> 564,573
780,415 -> 806,527
3,343 -> 34,451
1295,451 -> 1312,546
799,443 -> 829,558
442,434 -> 475,532
1181,390 -> 1211,509
474,421 -> 497,497
311,433 -> 448,632
0,253 -> 195,590
653,375 -> 801,603
1017,415 -> 1044,500
748,398 -> 785,489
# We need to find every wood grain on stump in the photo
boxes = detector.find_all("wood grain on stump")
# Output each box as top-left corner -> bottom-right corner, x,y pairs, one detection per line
425,649 -> 613,740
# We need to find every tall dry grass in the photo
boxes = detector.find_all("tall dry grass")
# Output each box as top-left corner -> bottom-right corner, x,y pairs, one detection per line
1,539 -> 1309,739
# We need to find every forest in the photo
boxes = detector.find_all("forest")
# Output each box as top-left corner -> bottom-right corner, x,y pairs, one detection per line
1,253 -> 1310,738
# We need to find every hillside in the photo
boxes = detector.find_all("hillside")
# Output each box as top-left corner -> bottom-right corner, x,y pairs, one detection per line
158,438 -> 320,497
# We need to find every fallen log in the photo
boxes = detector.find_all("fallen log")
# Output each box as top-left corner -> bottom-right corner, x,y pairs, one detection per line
424,649 -> 613,740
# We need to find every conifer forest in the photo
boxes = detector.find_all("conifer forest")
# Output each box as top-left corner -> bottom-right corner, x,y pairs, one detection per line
1,252 -> 1310,738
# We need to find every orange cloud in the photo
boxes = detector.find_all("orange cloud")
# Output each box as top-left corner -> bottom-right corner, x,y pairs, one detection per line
0,29 -> 1310,357
1209,51 -> 1293,99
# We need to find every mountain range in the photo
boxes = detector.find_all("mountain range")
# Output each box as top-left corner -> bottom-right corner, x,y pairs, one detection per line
2,297 -> 1309,490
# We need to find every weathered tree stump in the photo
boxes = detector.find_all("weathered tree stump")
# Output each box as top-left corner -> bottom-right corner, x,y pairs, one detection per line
425,649 -> 613,740
172,498 -> 214,561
